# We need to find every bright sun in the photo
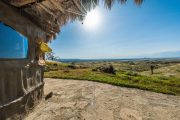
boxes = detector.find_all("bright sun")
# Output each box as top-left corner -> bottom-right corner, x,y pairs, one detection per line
84,8 -> 101,30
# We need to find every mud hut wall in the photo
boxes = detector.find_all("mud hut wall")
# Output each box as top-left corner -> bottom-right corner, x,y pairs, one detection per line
0,1 -> 46,106
0,39 -> 45,106
0,65 -> 44,106
0,0 -> 47,65
0,35 -> 45,106
0,68 -> 23,106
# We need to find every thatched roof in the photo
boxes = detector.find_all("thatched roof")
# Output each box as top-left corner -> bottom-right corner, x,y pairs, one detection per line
0,0 -> 143,41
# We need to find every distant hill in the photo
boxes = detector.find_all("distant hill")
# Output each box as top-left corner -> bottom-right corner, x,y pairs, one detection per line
56,51 -> 180,63
59,58 -> 180,63
143,51 -> 180,58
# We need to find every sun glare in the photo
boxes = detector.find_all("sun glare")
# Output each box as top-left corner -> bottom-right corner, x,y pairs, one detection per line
84,8 -> 101,30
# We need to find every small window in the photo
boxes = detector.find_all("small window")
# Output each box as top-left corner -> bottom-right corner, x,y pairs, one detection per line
0,23 -> 28,59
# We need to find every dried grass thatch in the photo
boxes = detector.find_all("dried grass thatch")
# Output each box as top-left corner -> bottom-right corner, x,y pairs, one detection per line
1,0 -> 143,41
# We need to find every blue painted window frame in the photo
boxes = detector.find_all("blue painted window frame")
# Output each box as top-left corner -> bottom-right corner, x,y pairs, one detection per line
0,23 -> 29,59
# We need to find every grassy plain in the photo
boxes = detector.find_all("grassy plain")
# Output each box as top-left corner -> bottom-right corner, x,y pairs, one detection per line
45,60 -> 180,95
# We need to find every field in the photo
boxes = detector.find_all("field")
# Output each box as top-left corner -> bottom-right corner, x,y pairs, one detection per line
44,59 -> 180,95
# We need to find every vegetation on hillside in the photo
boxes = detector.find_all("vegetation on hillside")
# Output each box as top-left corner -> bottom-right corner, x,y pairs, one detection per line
45,60 -> 180,95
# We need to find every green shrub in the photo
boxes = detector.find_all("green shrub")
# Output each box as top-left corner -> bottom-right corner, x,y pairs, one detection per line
67,64 -> 77,69
176,68 -> 180,72
92,65 -> 116,74
100,65 -> 116,74
125,71 -> 138,76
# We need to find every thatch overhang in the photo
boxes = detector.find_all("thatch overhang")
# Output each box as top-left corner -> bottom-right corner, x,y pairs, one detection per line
0,0 -> 143,42
0,0 -> 87,42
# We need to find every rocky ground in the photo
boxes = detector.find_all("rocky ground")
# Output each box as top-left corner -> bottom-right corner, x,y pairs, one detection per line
25,78 -> 180,120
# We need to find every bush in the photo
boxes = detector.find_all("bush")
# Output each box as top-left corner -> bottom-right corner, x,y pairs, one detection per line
176,68 -> 180,72
125,71 -> 138,76
67,64 -> 77,69
94,65 -> 116,74
67,62 -> 77,69
53,63 -> 58,66
128,61 -> 135,65
44,66 -> 50,72
63,70 -> 70,73
92,68 -> 98,71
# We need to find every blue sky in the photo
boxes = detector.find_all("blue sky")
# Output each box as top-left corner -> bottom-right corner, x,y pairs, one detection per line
50,0 -> 180,59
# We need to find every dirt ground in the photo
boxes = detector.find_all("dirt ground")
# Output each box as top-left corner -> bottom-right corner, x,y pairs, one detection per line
25,78 -> 180,120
